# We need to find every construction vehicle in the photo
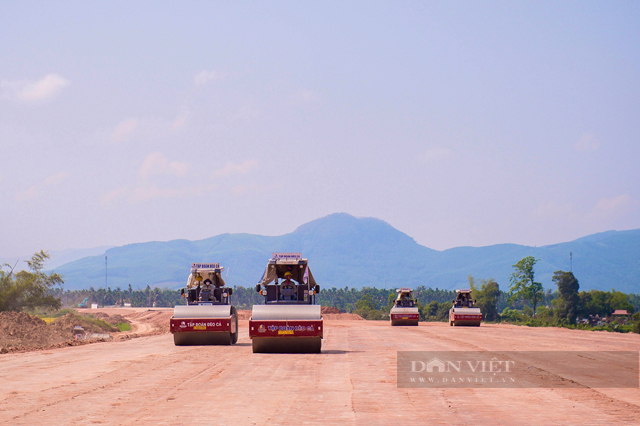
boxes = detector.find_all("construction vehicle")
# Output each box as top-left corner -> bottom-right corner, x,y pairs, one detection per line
78,298 -> 89,308
250,253 -> 322,353
170,263 -> 239,345
449,289 -> 482,326
390,287 -> 420,326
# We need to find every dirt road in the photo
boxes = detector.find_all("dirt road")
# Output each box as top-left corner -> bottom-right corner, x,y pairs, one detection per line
2,313 -> 640,425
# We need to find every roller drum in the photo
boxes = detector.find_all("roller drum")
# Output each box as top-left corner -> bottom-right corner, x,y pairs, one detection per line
173,304 -> 231,319
450,307 -> 482,326
390,306 -> 420,326
172,305 -> 238,345
251,304 -> 321,321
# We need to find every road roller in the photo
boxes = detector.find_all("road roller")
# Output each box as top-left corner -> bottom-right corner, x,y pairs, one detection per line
250,253 -> 323,353
390,287 -> 420,326
170,263 -> 239,345
449,289 -> 482,326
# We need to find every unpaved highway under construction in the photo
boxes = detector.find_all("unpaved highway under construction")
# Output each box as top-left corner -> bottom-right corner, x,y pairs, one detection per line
2,310 -> 640,425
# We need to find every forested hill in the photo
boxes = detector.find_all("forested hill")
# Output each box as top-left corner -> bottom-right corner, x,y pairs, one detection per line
52,213 -> 640,292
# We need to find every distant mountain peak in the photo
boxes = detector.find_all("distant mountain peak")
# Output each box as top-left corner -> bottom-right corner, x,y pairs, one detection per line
293,212 -> 416,243
293,212 -> 360,230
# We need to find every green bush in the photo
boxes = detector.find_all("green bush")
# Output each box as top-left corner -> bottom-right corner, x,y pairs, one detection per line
500,308 -> 528,322
117,322 -> 131,332
354,308 -> 385,320
419,301 -> 449,321
74,314 -> 118,332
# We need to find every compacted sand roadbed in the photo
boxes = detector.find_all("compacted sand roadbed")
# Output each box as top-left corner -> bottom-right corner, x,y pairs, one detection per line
2,314 -> 640,425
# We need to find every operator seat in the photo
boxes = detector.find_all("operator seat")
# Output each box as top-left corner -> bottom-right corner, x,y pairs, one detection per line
199,289 -> 212,301
280,283 -> 296,300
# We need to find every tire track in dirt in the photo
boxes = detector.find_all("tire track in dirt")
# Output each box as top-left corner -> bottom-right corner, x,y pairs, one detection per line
3,317 -> 640,425
9,349 -> 185,422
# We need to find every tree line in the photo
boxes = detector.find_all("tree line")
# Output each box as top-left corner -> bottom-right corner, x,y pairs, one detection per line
3,252 -> 640,333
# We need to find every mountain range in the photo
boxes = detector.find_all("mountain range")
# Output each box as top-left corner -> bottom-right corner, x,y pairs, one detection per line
52,213 -> 640,293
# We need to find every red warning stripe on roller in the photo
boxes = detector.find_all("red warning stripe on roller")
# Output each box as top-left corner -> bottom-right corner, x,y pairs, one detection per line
170,318 -> 232,333
249,320 -> 323,338
453,314 -> 482,320
390,313 -> 419,321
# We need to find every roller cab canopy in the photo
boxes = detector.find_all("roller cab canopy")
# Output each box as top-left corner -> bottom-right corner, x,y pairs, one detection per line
181,263 -> 233,306
454,289 -> 474,301
452,289 -> 477,309
396,287 -> 414,299
187,263 -> 227,289
394,287 -> 417,308
258,253 -> 317,287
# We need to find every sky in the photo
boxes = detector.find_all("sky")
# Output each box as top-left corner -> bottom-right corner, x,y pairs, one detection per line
1,1 -> 639,258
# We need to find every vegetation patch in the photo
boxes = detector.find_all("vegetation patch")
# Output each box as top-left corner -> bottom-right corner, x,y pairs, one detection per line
117,322 -> 131,332
50,313 -> 118,334
1,251 -> 62,312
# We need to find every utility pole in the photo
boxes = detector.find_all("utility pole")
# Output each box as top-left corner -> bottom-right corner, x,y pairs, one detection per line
105,255 -> 108,288
570,252 -> 572,272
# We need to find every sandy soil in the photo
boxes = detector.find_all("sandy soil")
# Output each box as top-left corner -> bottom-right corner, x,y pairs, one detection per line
1,310 -> 640,425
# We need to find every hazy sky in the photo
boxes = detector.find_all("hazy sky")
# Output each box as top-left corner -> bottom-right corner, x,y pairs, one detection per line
1,1 -> 639,257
